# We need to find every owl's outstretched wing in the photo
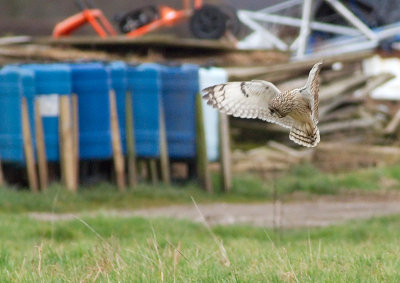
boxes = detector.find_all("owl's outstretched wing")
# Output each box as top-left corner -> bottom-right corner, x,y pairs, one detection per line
201,80 -> 295,129
303,62 -> 322,124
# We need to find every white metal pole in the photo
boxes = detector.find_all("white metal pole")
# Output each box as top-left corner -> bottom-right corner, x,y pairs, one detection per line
260,0 -> 303,14
250,12 -> 361,36
324,0 -> 377,40
238,11 -> 289,50
296,0 -> 313,58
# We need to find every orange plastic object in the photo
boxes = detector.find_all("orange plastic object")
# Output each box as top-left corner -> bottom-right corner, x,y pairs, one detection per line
126,6 -> 189,38
194,0 -> 203,9
53,9 -> 117,38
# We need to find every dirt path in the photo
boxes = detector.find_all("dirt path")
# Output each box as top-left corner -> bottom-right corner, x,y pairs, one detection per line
29,194 -> 400,228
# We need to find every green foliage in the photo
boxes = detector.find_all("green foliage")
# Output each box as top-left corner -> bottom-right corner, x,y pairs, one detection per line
1,164 -> 400,281
1,164 -> 400,213
275,164 -> 400,195
1,213 -> 400,282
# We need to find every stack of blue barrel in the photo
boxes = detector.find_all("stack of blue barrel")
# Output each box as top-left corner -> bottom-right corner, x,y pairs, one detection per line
0,61 -> 225,186
0,66 -> 31,164
23,64 -> 72,162
127,63 -> 162,158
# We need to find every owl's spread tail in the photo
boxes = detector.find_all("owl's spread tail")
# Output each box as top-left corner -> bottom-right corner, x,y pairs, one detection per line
289,122 -> 320,147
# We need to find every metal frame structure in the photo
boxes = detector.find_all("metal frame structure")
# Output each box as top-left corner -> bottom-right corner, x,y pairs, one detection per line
237,0 -> 400,59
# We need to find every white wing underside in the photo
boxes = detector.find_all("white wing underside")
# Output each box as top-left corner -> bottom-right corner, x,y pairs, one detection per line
202,80 -> 295,129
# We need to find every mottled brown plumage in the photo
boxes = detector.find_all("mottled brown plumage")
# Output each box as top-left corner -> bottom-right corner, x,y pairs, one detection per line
201,62 -> 322,147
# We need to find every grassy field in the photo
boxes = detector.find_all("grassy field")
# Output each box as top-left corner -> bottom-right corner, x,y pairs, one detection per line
1,164 -> 400,282
1,213 -> 400,282
1,163 -> 400,213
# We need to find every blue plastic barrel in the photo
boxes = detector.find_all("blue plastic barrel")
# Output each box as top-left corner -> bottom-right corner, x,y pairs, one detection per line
0,67 -> 24,162
199,67 -> 227,161
71,63 -> 112,160
0,66 -> 37,162
127,64 -> 162,158
23,64 -> 72,162
161,64 -> 199,159
107,61 -> 127,154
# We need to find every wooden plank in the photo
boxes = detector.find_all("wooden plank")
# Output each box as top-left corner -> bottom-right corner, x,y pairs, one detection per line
319,73 -> 368,102
71,94 -> 79,187
226,50 -> 373,80
319,73 -> 394,117
315,142 -> 400,171
320,105 -> 361,122
59,96 -> 76,192
21,97 -> 39,192
59,99 -> 65,186
125,91 -> 138,187
268,140 -> 312,159
0,159 -> 4,187
195,94 -> 213,192
319,116 -> 379,134
355,72 -> 394,98
138,159 -> 147,180
319,96 -> 363,118
35,35 -> 237,51
384,109 -> 400,134
149,159 -> 158,186
109,90 -> 126,191
159,105 -> 171,185
0,35 -> 31,45
319,65 -> 360,82
219,113 -> 232,192
34,98 -> 48,190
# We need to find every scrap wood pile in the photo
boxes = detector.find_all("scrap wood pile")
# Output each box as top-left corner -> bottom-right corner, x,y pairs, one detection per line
0,44 -> 119,64
0,43 -> 288,67
227,52 -> 400,174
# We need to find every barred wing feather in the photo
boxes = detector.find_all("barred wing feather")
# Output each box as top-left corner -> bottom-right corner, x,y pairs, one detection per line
202,80 -> 295,129
303,62 -> 322,124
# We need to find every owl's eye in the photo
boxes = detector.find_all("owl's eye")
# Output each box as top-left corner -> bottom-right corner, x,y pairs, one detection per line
269,108 -> 276,114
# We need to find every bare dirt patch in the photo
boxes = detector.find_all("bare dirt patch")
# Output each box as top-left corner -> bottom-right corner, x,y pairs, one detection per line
29,193 -> 400,228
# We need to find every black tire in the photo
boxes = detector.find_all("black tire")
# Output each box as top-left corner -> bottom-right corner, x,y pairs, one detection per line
116,6 -> 159,34
218,4 -> 242,37
190,5 -> 227,39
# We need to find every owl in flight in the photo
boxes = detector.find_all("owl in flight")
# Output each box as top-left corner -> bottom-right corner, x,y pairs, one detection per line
202,62 -> 322,147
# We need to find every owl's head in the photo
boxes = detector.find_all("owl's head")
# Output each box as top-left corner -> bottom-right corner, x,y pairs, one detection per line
269,91 -> 294,118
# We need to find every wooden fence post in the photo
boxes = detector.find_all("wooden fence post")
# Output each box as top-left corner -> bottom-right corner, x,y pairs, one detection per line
125,91 -> 138,187
21,97 -> 39,192
149,159 -> 158,186
195,94 -> 213,192
34,98 -> 48,190
219,113 -> 232,192
59,95 -> 76,192
72,94 -> 79,187
109,90 -> 126,191
159,105 -> 170,185
0,159 -> 4,187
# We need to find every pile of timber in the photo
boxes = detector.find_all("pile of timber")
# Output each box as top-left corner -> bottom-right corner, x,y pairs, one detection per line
230,52 -> 396,145
0,44 -> 122,64
229,140 -> 400,175
313,142 -> 400,172
230,141 -> 313,174
0,42 -> 288,66
227,52 -> 400,173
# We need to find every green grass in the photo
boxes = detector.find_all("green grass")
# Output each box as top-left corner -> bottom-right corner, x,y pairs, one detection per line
274,163 -> 398,195
1,213 -> 400,282
2,164 -> 400,282
1,163 -> 400,213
